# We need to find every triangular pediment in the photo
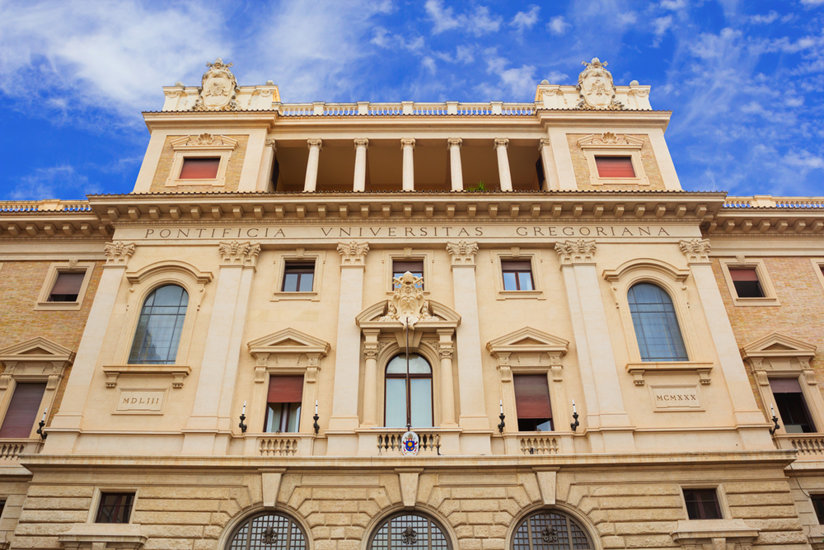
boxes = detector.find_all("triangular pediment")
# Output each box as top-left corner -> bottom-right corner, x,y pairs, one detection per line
0,337 -> 74,363
356,299 -> 461,326
486,327 -> 569,356
742,332 -> 817,359
247,328 -> 330,357
577,132 -> 644,149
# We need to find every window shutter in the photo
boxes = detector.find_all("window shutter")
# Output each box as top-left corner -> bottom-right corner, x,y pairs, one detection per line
393,260 -> 423,273
595,156 -> 635,177
0,382 -> 46,438
179,158 -> 220,179
729,268 -> 759,282
514,375 -> 552,419
268,376 -> 304,403
501,260 -> 532,271
50,272 -> 84,296
770,378 -> 802,393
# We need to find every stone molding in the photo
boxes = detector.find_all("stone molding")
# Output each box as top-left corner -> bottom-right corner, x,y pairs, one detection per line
104,241 -> 136,266
400,137 -> 416,149
307,138 -> 323,149
446,240 -> 478,266
679,238 -> 712,264
447,138 -> 462,147
218,241 -> 261,268
554,239 -> 596,265
337,241 -> 369,266
354,138 -> 369,148
494,138 -> 509,148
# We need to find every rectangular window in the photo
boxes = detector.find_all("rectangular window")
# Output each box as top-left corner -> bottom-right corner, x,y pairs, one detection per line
729,267 -> 764,298
812,495 -> 824,524
770,378 -> 816,433
48,271 -> 85,302
0,499 -> 5,518
179,157 -> 220,179
95,492 -> 135,523
595,156 -> 635,178
514,374 -> 552,431
265,375 -> 303,433
282,262 -> 315,292
0,382 -> 46,438
393,260 -> 424,289
683,488 -> 722,519
501,260 -> 534,291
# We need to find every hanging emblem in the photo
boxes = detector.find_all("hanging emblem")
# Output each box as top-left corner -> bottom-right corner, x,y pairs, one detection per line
401,526 -> 418,544
401,430 -> 420,456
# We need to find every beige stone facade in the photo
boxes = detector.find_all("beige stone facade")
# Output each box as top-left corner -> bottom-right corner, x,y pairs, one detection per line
0,58 -> 822,550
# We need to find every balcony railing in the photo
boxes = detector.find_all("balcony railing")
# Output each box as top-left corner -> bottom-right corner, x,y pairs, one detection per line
252,434 -> 315,457
724,196 -> 824,209
377,431 -> 441,455
519,435 -> 560,455
278,101 -> 537,118
776,434 -> 824,457
0,439 -> 43,462
0,200 -> 92,213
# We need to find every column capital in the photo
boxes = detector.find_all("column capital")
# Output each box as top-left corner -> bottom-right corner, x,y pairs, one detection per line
400,137 -> 416,148
354,138 -> 369,148
103,241 -> 136,266
337,241 -> 369,266
554,239 -> 597,266
446,240 -> 479,266
265,137 -> 277,148
539,137 -> 551,149
218,241 -> 261,268
307,138 -> 322,149
494,138 -> 509,148
679,238 -> 712,264
447,138 -> 463,147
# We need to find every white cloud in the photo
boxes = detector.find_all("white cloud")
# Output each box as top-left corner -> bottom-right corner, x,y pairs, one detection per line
545,71 -> 570,84
422,56 -> 437,74
11,164 -> 92,200
785,150 -> 824,169
659,0 -> 686,10
424,1 -> 502,36
547,15 -> 570,35
372,27 -> 425,52
749,11 -> 779,24
479,50 -> 536,98
511,6 -> 540,32
800,0 -> 824,5
652,15 -> 673,40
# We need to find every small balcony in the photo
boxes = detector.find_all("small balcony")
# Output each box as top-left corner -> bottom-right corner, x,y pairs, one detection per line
775,433 -> 824,458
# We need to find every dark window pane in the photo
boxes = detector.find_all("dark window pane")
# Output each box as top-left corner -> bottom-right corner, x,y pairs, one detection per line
595,156 -> 635,177
179,157 -> 219,179
812,495 -> 824,524
95,492 -> 134,523
0,383 -> 46,438
502,260 -> 533,291
283,262 -> 314,292
369,513 -> 450,550
628,283 -> 688,362
774,392 -> 816,433
48,272 -> 85,302
228,512 -> 308,550
683,489 -> 722,520
729,267 -> 765,298
128,285 -> 188,364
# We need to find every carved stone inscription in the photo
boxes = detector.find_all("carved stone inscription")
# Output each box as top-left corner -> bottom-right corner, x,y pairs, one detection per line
117,390 -> 165,412
651,385 -> 701,410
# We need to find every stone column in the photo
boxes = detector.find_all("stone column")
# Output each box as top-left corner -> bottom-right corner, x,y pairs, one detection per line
554,240 -> 633,451
303,138 -> 322,192
448,138 -> 464,192
437,329 -> 457,426
183,241 -> 259,454
446,242 -> 490,449
258,138 -> 276,191
401,138 -> 415,191
361,329 -> 380,427
353,138 -> 369,192
538,138 -> 557,191
46,242 -> 135,452
495,138 -> 513,192
327,242 -> 369,453
679,240 -> 768,433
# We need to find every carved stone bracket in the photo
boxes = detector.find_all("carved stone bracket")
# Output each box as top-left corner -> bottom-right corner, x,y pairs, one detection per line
337,241 -> 369,266
104,241 -> 136,266
446,240 -> 479,266
680,239 -> 712,264
218,241 -> 261,268
102,365 -> 191,389
554,240 -> 596,266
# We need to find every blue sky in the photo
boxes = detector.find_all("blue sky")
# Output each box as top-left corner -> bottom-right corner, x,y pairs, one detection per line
1,0 -> 822,199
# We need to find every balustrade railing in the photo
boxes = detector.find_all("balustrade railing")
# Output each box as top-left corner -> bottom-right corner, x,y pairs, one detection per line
277,101 -> 536,117
377,432 -> 441,455
723,196 -> 824,209
258,435 -> 301,456
519,435 -> 560,455
0,200 -> 91,213
776,434 -> 824,457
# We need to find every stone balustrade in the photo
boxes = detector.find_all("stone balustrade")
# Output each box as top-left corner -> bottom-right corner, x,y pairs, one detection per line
724,196 -> 824,209
0,200 -> 92,212
776,434 -> 824,457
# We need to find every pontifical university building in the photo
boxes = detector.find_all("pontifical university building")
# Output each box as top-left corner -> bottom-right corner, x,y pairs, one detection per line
0,57 -> 823,550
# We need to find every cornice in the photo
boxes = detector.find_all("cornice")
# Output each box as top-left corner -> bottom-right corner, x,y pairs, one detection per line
707,208 -> 824,237
0,210 -> 109,240
82,191 -> 724,226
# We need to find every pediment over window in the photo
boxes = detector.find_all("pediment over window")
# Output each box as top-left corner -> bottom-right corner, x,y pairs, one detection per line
577,132 -> 644,150
0,337 -> 74,365
356,299 -> 461,328
248,328 -> 330,357
742,332 -> 817,360
486,327 -> 569,356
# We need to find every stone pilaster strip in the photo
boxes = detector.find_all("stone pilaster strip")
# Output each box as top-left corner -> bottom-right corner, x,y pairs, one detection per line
554,239 -> 596,266
218,241 -> 261,268
103,241 -> 136,266
679,238 -> 712,264
446,240 -> 479,266
337,241 -> 369,266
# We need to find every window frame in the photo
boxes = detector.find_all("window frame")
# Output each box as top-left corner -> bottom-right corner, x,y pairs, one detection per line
510,508 -> 595,550
513,373 -> 553,432
627,282 -> 689,363
89,488 -> 137,524
494,252 -> 544,300
577,133 -> 650,187
811,258 -> 824,292
368,511 -> 452,550
127,283 -> 189,366
385,252 -> 431,295
811,494 -> 824,524
682,487 -> 724,520
272,251 -> 324,301
281,261 -> 316,293
35,261 -> 95,311
226,511 -> 310,550
264,374 -> 305,434
165,134 -> 238,188
769,377 -> 817,434
719,258 -> 779,307
384,353 -> 434,429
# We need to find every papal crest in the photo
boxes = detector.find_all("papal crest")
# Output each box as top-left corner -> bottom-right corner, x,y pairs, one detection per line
401,431 -> 420,456
193,58 -> 238,111
577,57 -> 623,111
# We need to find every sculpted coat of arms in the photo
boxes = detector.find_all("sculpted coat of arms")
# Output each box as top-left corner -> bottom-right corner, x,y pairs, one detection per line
193,58 -> 238,111
379,272 -> 433,327
577,57 -> 623,110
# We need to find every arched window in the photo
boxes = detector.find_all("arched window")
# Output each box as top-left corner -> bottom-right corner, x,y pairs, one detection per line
628,282 -> 688,362
128,284 -> 188,364
512,510 -> 593,550
368,512 -> 450,550
385,353 -> 433,428
227,512 -> 307,550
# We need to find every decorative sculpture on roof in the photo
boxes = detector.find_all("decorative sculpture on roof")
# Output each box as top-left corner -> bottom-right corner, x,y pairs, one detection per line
379,272 -> 433,327
577,58 -> 623,111
193,58 -> 238,111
